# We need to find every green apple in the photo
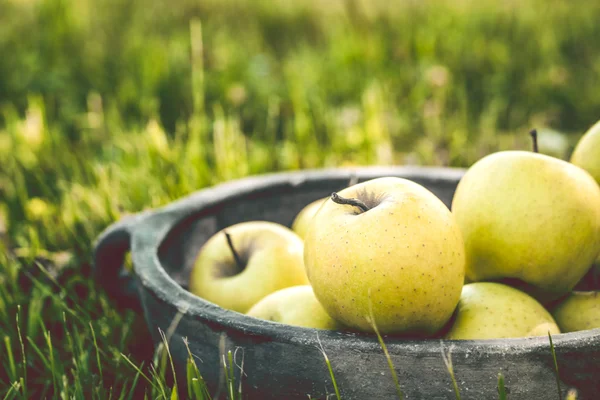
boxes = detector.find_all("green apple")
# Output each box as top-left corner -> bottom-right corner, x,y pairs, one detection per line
189,221 -> 309,313
445,282 -> 560,340
291,198 -> 326,240
451,131 -> 600,303
551,291 -> 600,333
571,120 -> 600,185
304,177 -> 465,335
246,285 -> 342,330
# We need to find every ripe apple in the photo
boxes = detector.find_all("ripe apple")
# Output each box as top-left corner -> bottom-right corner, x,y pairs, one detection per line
292,175 -> 359,240
445,282 -> 560,340
451,130 -> 600,303
291,198 -> 326,240
571,120 -> 600,185
551,291 -> 600,333
189,221 -> 308,313
246,285 -> 342,330
304,177 -> 465,335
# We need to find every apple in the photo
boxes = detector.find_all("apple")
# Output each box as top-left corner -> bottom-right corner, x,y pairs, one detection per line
291,198 -> 326,240
571,120 -> 600,185
304,177 -> 465,335
246,285 -> 342,330
451,130 -> 600,303
445,282 -> 560,340
292,175 -> 360,240
189,221 -> 309,313
551,291 -> 600,333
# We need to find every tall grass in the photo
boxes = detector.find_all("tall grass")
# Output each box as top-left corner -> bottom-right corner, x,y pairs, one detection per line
0,0 -> 597,397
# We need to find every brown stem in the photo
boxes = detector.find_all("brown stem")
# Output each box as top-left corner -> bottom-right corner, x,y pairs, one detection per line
331,192 -> 370,213
224,231 -> 243,270
529,129 -> 538,153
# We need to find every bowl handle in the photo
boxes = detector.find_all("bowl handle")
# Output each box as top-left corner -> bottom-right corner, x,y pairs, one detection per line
92,212 -> 149,311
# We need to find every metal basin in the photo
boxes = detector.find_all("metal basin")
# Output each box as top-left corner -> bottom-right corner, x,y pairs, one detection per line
93,166 -> 600,399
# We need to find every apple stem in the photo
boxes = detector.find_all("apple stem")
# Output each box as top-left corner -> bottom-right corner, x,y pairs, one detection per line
529,129 -> 539,153
224,231 -> 244,270
331,192 -> 370,213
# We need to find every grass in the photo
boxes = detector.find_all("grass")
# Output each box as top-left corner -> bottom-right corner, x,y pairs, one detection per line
549,332 -> 563,399
316,333 -> 341,400
0,0 -> 597,398
367,288 -> 403,399
441,345 -> 462,400
497,373 -> 507,400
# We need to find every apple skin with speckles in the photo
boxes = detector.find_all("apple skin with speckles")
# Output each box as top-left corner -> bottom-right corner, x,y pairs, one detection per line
445,282 -> 560,340
551,291 -> 600,333
303,177 -> 465,335
246,285 -> 342,330
451,151 -> 600,303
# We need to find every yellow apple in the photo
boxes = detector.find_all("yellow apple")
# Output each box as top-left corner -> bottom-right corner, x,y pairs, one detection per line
189,221 -> 308,313
452,136 -> 600,303
571,120 -> 600,185
291,198 -> 326,240
304,177 -> 465,335
445,282 -> 560,340
551,291 -> 600,333
246,285 -> 342,330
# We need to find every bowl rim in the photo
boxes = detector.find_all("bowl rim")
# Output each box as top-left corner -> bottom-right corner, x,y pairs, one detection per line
130,165 -> 600,354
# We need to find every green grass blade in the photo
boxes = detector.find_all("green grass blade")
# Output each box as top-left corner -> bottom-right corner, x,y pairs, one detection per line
3,336 -> 17,386
158,328 -> 179,398
222,352 -> 235,400
184,338 -> 211,400
123,361 -> 145,400
189,18 -> 205,117
2,382 -> 21,400
316,333 -> 341,400
497,373 -> 506,400
120,354 -> 158,393
170,384 -> 179,400
148,363 -> 168,399
441,343 -> 461,400
548,332 -> 562,399
90,322 -> 103,384
62,373 -> 70,399
15,306 -> 27,399
25,336 -> 50,370
367,289 -> 403,399
234,348 -> 244,400
43,329 -> 58,397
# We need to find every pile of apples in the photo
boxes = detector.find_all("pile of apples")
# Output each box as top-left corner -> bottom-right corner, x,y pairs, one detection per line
189,123 -> 600,340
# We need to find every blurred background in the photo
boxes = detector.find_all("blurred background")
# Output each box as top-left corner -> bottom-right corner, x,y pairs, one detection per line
1,0 -> 600,397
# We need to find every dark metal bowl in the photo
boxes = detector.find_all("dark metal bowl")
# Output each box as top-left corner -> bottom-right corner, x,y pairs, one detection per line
93,166 -> 600,400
